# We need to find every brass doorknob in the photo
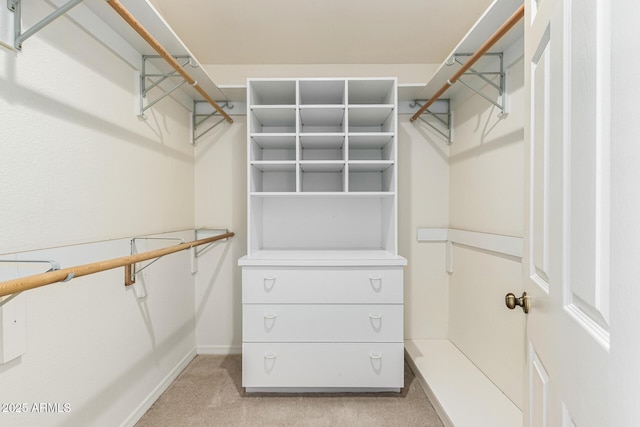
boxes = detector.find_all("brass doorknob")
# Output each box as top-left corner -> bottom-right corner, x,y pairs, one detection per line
505,291 -> 530,313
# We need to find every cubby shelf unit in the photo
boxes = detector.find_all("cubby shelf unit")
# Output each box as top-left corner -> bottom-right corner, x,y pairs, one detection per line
245,78 -> 400,256
241,79 -> 404,392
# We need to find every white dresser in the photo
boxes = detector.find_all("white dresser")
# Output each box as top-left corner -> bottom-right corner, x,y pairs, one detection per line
239,78 -> 406,392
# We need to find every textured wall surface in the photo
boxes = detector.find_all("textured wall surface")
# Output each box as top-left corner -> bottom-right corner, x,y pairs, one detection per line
447,53 -> 525,408
398,114 -> 450,340
193,117 -> 246,354
0,2 -> 198,426
0,2 -> 194,256
0,231 -> 197,427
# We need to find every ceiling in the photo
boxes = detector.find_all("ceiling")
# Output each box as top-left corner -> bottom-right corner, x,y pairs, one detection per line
148,0 -> 495,65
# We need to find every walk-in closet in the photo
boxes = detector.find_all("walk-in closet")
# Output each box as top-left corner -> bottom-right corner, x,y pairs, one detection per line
1,0 -> 636,426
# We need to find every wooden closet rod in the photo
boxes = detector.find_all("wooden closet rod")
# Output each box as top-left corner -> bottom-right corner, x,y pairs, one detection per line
106,0 -> 233,123
410,4 -> 525,122
0,232 -> 234,298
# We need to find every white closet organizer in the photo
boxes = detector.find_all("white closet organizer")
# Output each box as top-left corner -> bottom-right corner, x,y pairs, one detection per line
239,78 -> 407,392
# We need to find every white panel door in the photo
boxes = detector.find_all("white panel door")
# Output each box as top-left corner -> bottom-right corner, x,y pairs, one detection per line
523,0 -> 609,425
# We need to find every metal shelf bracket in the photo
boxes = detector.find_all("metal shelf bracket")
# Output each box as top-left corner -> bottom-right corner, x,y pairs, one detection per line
410,99 -> 452,144
411,51 -> 506,144
126,237 -> 185,286
8,0 -> 84,50
189,228 -> 231,273
138,54 -> 201,118
193,228 -> 230,257
450,52 -> 506,117
0,259 -> 66,307
192,101 -> 234,144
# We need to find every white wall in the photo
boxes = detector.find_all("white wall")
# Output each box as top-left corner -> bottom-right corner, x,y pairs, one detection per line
0,2 -> 194,255
447,53 -> 525,408
448,58 -> 524,236
0,2 -> 200,426
0,231 -> 197,427
398,115 -> 450,340
193,117 -> 247,354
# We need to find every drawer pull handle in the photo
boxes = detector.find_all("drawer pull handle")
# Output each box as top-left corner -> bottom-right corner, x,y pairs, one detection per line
369,275 -> 382,291
369,352 -> 383,360
263,276 -> 276,290
264,352 -> 278,359
264,313 -> 277,320
369,314 -> 382,320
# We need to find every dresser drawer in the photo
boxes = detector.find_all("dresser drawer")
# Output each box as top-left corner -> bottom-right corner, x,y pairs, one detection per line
242,267 -> 403,303
243,304 -> 402,343
242,342 -> 404,389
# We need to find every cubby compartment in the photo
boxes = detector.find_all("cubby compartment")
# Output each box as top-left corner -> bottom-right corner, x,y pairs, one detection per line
299,80 -> 346,105
300,134 -> 345,160
251,134 -> 296,161
348,134 -> 394,161
348,163 -> 394,192
348,106 -> 395,133
348,79 -> 395,105
300,162 -> 345,192
250,107 -> 297,134
250,163 -> 296,193
250,80 -> 296,105
299,107 -> 345,134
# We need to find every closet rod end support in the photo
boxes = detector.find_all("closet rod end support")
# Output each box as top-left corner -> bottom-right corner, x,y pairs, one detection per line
124,265 -> 135,286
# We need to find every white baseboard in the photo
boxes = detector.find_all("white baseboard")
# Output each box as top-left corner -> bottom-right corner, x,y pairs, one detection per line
121,348 -> 197,427
405,339 -> 522,427
197,344 -> 242,355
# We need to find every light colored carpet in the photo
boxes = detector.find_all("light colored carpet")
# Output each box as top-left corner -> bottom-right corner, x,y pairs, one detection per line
136,354 -> 444,427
